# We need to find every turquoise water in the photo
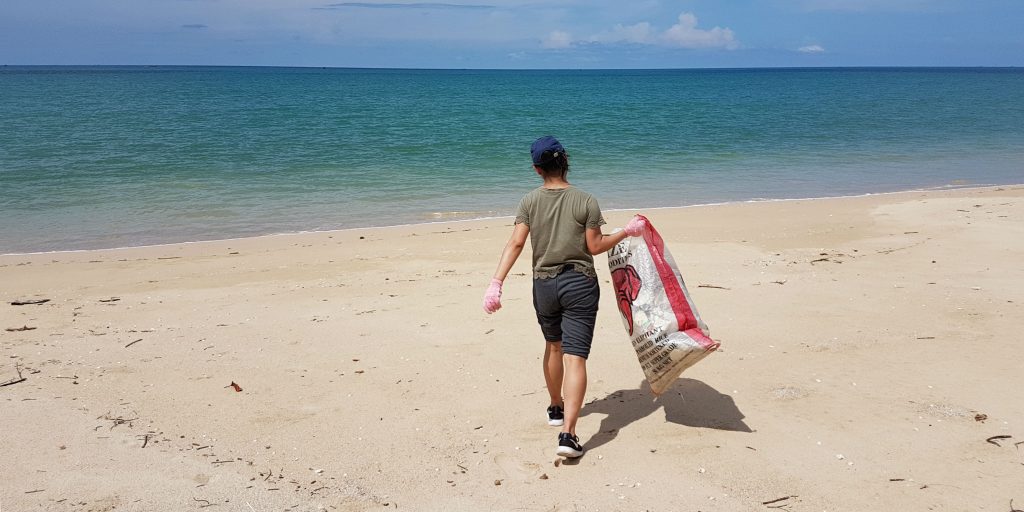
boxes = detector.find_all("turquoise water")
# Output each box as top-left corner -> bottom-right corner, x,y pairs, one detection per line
1,66 -> 1022,253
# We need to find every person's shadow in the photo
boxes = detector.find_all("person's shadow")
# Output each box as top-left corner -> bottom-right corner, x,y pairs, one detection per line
578,378 -> 751,454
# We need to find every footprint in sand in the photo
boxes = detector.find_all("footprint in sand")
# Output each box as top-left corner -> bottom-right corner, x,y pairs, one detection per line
493,453 -> 542,482
770,386 -> 809,401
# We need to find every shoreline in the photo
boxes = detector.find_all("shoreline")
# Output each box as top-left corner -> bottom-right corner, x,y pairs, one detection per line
4,183 -> 1017,257
5,64 -> 1024,71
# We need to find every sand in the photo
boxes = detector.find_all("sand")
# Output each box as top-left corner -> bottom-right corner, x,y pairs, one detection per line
2,185 -> 1022,511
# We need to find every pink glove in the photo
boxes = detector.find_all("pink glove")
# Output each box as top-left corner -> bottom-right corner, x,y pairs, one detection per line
624,216 -> 646,237
482,278 -> 503,314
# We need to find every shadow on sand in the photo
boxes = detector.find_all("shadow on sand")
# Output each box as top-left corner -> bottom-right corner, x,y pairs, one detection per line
578,378 -> 751,454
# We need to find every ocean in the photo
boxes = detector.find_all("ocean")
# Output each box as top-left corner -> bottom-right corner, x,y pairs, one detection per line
1,66 -> 1022,253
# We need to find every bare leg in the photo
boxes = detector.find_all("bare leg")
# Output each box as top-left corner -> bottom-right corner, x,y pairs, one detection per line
543,341 -> 564,407
561,354 -> 588,435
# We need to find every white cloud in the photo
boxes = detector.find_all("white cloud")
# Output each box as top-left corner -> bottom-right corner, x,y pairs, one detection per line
661,12 -> 737,49
580,12 -> 737,50
542,30 -> 572,49
797,44 -> 825,53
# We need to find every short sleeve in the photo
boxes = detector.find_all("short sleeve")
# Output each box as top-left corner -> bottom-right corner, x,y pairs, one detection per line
514,195 -> 531,226
585,196 -> 606,229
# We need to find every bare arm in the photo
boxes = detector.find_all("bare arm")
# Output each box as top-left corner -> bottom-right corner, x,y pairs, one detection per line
492,222 -> 530,281
585,227 -> 629,255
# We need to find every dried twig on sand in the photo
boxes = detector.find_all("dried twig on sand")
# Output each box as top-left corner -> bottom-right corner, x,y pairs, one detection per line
698,284 -> 730,290
762,495 -> 797,508
99,412 -> 138,430
5,326 -> 37,332
125,338 -> 143,348
1,364 -> 27,387
762,496 -> 796,505
987,435 -> 1012,447
11,299 -> 50,306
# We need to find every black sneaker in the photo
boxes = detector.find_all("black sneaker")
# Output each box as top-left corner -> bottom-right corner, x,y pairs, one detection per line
546,405 -> 564,426
557,432 -> 584,458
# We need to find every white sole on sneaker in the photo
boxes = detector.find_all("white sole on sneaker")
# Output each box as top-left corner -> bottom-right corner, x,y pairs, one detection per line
548,418 -> 564,426
556,445 -> 583,458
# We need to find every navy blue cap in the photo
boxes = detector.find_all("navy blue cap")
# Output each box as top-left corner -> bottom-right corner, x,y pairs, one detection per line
531,136 -> 565,165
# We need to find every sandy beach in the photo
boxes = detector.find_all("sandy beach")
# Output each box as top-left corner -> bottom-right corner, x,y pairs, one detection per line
2,185 -> 1022,511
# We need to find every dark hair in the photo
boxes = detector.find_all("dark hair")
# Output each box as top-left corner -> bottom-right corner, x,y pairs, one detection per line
535,150 -> 570,179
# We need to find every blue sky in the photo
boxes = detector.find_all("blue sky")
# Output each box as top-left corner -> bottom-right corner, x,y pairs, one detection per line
1,0 -> 1021,68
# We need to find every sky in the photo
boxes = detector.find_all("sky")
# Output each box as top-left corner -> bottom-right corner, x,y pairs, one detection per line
1,0 -> 1022,68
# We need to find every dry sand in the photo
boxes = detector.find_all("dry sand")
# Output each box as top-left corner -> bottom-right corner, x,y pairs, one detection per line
2,185 -> 1022,511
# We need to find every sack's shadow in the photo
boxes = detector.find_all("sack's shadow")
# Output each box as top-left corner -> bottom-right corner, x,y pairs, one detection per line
579,378 -> 751,453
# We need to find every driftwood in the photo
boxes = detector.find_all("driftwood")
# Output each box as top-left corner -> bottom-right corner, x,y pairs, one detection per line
10,299 -> 50,306
5,326 -> 37,332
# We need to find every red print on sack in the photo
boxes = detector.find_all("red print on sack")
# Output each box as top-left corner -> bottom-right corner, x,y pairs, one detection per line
611,265 -> 642,335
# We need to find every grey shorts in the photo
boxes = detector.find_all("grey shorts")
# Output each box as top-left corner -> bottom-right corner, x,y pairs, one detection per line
532,268 -> 600,359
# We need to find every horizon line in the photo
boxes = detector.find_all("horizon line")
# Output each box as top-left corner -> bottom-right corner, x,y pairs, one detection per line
3,64 -> 1022,72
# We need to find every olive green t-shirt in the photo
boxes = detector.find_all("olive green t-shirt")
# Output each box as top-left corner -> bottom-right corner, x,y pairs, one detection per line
514,186 -> 606,279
